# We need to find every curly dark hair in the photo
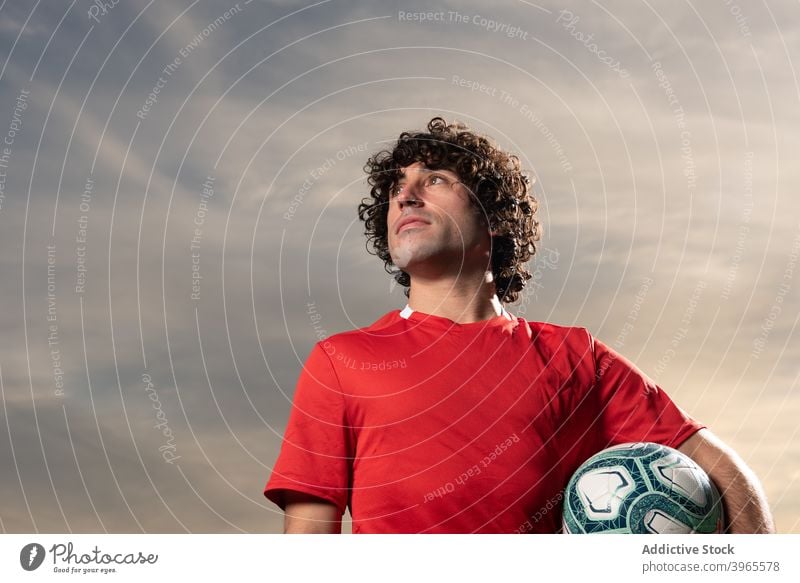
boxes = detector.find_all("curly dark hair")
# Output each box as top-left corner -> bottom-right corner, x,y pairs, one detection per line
357,117 -> 541,304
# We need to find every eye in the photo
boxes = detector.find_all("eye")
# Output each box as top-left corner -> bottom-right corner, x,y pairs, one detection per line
389,183 -> 404,198
426,174 -> 446,187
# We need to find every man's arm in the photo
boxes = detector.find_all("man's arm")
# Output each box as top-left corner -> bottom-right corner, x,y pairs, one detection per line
678,428 -> 775,533
283,491 -> 342,534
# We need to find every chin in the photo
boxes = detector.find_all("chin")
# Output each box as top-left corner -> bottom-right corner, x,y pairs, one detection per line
389,243 -> 440,270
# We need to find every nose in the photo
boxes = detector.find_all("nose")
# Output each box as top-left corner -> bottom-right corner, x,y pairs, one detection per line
396,183 -> 423,209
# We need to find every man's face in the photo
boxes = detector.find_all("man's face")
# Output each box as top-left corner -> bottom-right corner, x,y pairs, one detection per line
387,161 -> 491,277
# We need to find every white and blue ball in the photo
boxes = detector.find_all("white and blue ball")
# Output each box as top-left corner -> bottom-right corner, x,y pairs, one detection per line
562,442 -> 724,534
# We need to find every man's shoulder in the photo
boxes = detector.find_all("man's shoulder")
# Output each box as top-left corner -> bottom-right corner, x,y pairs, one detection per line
520,319 -> 597,363
520,320 -> 597,383
523,319 -> 592,346
319,310 -> 407,344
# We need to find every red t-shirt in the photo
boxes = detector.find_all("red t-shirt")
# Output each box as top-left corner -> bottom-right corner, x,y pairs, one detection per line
264,308 -> 703,533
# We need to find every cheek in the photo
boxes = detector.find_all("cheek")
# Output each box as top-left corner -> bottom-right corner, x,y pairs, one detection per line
385,211 -> 396,241
440,208 -> 472,236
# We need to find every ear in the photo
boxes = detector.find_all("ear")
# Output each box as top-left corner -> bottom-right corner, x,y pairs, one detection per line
479,215 -> 496,238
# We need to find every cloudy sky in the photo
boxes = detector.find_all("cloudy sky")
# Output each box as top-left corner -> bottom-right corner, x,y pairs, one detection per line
0,0 -> 797,534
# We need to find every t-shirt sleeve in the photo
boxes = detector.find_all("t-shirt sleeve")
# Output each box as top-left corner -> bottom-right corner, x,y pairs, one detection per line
589,333 -> 704,449
264,342 -> 353,515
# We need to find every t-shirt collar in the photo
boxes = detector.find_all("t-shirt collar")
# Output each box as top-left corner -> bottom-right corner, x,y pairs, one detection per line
399,304 -> 514,323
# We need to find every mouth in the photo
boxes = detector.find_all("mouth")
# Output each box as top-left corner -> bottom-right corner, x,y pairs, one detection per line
396,217 -> 431,234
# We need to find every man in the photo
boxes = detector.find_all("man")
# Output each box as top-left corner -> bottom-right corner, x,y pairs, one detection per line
265,117 -> 774,534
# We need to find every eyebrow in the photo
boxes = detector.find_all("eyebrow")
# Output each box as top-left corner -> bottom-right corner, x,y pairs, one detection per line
395,167 -> 454,183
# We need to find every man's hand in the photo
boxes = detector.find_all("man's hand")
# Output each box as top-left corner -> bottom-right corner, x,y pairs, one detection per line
283,491 -> 342,534
678,428 -> 775,533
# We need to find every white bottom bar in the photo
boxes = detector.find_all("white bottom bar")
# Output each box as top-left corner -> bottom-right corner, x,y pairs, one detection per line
1,534 -> 797,582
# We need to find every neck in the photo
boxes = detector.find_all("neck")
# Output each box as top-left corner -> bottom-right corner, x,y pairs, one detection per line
406,270 -> 506,324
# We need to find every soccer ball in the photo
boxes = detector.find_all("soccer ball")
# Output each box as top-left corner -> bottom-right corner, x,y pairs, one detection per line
562,442 -> 724,534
